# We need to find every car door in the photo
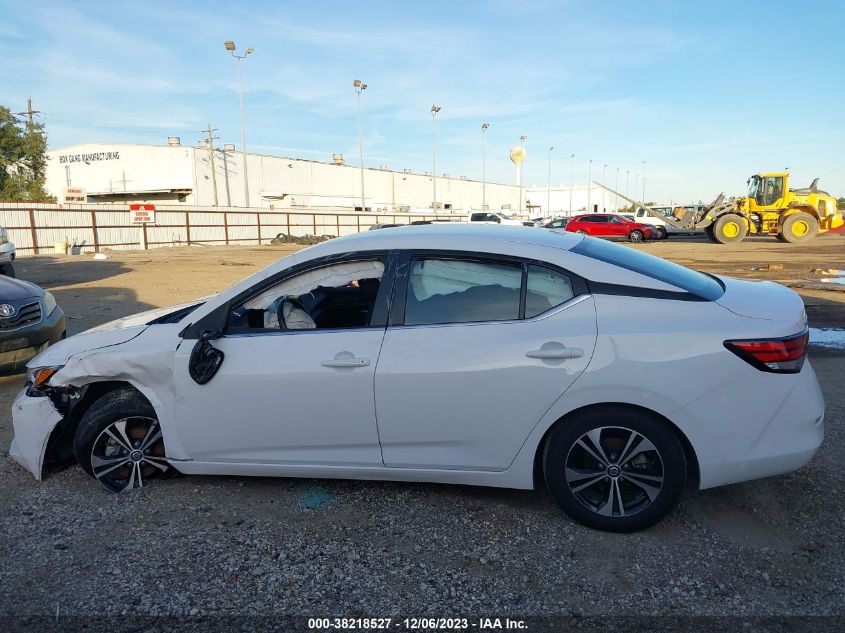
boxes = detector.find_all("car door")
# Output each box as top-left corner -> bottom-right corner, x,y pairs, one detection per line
374,252 -> 597,471
170,254 -> 393,466
607,216 -> 630,238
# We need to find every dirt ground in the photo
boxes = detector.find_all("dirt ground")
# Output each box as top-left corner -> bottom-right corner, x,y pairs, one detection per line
1,232 -> 844,619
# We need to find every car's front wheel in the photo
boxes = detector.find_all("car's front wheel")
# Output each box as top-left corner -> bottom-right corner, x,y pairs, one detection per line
628,229 -> 645,242
544,406 -> 686,532
73,388 -> 172,493
0,263 -> 15,277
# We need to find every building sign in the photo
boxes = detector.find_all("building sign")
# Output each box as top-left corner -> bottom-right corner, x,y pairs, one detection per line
59,151 -> 120,165
63,187 -> 87,203
130,204 -> 156,223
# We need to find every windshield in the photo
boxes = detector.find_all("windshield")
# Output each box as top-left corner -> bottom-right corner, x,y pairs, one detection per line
748,176 -> 761,198
572,238 -> 724,300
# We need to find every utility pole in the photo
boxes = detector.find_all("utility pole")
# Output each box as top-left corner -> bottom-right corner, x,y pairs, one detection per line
587,159 -> 592,213
203,123 -> 220,206
602,164 -> 607,212
15,98 -> 42,127
569,154 -> 575,215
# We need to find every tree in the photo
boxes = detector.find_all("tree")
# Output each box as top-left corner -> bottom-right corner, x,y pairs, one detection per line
837,197 -> 845,210
0,105 -> 54,202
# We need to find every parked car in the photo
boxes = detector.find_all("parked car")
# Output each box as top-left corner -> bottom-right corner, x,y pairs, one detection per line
0,226 -> 15,277
543,217 -> 571,229
467,211 -> 524,226
0,276 -> 65,375
11,225 -> 822,532
565,213 -> 654,242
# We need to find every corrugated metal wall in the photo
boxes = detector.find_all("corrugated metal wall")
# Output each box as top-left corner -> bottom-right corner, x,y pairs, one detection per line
0,203 -> 456,255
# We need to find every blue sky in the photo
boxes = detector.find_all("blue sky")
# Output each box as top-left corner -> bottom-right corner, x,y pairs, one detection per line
1,0 -> 843,203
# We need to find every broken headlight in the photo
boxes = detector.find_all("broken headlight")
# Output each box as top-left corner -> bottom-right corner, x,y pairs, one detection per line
26,366 -> 63,396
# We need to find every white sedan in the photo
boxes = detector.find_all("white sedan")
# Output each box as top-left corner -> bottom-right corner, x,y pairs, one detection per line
10,225 -> 823,532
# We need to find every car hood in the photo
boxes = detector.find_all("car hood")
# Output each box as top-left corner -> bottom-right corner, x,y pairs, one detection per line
0,276 -> 42,301
26,325 -> 147,369
26,300 -> 201,369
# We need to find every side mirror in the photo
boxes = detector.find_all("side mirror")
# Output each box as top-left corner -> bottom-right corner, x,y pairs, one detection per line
494,216 -> 501,223
189,330 -> 225,385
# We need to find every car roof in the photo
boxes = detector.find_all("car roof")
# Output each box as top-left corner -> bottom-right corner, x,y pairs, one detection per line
296,223 -> 583,258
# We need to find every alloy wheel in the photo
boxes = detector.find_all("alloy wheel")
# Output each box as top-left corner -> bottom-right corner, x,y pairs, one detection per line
564,426 -> 664,517
90,417 -> 169,493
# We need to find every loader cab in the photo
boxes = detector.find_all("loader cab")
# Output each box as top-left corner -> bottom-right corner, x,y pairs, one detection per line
747,173 -> 786,208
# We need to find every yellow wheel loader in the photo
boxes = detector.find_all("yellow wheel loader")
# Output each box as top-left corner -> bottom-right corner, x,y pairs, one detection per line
595,173 -> 842,245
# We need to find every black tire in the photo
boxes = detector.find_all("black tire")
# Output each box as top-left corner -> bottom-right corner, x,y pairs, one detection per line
577,230 -> 589,236
780,212 -> 819,244
711,214 -> 748,244
653,226 -> 668,240
73,388 -> 172,492
628,229 -> 644,242
0,263 -> 15,277
544,406 -> 687,532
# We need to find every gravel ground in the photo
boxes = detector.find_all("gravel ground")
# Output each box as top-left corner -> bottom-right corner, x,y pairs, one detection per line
0,237 -> 844,621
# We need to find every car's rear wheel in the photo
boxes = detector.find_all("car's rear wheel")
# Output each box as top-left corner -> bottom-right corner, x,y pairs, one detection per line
74,388 -> 172,493
544,407 -> 686,532
654,226 -> 668,240
0,263 -> 15,277
628,229 -> 644,242
577,230 -> 589,236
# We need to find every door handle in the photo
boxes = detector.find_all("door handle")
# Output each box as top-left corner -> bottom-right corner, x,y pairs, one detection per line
321,357 -> 370,368
526,347 -> 583,359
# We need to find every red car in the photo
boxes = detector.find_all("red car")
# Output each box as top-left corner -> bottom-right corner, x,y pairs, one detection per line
565,213 -> 653,242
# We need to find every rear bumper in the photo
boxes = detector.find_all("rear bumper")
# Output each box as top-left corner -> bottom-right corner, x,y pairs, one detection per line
0,307 -> 65,375
688,361 -> 825,490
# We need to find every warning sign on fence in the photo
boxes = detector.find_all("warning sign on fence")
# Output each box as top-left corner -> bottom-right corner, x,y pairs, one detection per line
63,187 -> 87,203
130,204 -> 156,223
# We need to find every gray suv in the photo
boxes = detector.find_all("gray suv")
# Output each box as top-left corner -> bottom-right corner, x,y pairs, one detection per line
0,277 -> 65,375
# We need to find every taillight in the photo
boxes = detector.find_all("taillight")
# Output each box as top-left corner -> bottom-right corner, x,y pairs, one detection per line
724,331 -> 809,374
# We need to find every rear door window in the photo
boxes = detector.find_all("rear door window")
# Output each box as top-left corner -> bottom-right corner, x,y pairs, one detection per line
525,266 -> 575,317
405,259 -> 522,325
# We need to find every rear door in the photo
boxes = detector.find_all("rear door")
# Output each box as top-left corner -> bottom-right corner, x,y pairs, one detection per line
374,252 -> 597,471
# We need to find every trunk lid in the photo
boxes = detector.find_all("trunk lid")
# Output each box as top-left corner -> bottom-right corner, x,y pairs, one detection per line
714,275 -> 807,327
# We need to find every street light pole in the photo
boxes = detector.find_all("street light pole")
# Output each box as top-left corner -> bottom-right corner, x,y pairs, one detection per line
547,146 -> 554,217
353,80 -> 368,212
519,135 -> 527,214
431,105 -> 441,210
224,40 -> 253,208
587,159 -> 592,213
481,122 -> 489,209
615,167 -> 619,211
642,160 -> 646,204
569,153 -> 575,215
602,163 -> 607,212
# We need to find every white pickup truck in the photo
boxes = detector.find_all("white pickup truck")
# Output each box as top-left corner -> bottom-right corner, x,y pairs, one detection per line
467,211 -> 525,226
632,206 -> 702,239
0,226 -> 15,277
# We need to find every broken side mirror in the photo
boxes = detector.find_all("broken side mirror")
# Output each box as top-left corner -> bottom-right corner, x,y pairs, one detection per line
189,330 -> 224,385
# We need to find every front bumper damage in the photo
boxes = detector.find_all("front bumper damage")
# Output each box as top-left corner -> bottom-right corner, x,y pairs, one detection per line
10,387 -> 64,480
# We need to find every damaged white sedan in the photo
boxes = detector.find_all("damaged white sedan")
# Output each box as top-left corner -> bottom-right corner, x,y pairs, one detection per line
10,225 -> 824,532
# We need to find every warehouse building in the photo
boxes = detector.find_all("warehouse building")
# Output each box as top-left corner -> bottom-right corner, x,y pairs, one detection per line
45,141 -> 522,213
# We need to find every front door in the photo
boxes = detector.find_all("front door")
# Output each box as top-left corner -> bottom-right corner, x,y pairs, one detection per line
172,256 -> 391,466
